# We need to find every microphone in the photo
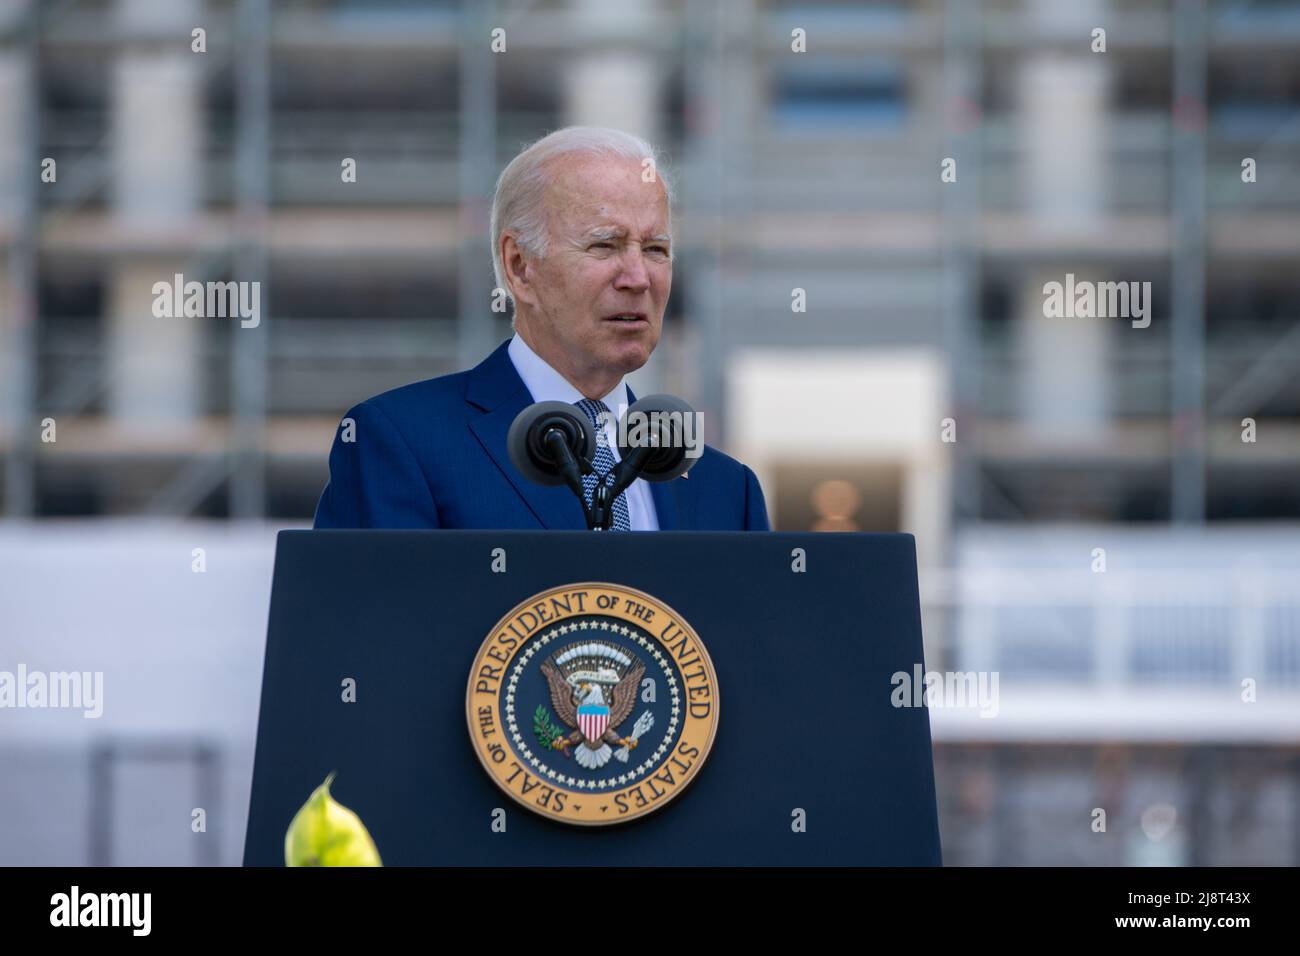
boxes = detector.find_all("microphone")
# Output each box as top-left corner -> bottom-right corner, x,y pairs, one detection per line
614,394 -> 699,483
577,393 -> 700,524
506,401 -> 596,498
508,394 -> 700,530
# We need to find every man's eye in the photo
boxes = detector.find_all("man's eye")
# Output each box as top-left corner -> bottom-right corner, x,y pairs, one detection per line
591,242 -> 613,250
649,246 -> 669,255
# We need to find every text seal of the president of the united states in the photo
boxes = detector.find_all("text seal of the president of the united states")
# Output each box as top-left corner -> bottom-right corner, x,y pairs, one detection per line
466,582 -> 719,826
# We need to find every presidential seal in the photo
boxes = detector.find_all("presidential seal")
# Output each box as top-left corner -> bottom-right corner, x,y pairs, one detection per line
466,583 -> 719,826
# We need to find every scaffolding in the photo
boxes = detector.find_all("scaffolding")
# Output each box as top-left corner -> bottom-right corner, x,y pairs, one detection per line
1,0 -> 1298,523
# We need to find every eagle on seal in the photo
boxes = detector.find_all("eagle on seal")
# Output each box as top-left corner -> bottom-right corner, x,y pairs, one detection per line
540,643 -> 644,770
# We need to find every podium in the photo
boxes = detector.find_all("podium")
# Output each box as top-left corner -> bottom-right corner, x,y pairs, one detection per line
244,530 -> 942,865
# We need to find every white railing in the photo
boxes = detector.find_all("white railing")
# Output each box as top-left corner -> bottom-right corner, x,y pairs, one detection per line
921,567 -> 1300,687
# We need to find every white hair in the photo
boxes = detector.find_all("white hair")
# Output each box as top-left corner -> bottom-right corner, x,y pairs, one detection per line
489,126 -> 675,309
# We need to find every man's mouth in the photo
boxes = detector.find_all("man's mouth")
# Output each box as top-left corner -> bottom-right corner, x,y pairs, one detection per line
603,313 -> 647,324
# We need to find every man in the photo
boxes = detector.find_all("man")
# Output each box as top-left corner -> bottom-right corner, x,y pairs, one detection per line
313,126 -> 769,531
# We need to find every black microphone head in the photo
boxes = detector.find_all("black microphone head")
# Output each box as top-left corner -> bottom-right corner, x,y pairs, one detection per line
507,401 -> 597,487
617,394 -> 700,482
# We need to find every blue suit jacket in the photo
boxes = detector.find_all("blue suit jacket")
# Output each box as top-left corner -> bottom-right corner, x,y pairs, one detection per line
313,339 -> 770,531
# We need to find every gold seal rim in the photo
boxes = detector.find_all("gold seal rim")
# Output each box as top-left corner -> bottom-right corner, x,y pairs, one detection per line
464,581 -> 719,827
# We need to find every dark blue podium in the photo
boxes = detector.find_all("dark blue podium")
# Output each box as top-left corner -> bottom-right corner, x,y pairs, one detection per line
244,530 -> 942,865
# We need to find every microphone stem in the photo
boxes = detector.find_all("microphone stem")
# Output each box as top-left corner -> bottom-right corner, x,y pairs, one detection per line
605,445 -> 652,500
542,428 -> 596,527
587,445 -> 654,530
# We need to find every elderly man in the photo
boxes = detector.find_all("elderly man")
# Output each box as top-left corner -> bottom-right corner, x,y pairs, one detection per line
313,126 -> 769,531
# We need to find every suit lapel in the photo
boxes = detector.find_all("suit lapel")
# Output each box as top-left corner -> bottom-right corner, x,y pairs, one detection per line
466,341 -> 586,529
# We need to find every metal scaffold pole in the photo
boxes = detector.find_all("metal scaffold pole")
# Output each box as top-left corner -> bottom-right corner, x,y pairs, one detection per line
942,0 -> 983,527
1170,0 -> 1208,523
230,0 -> 271,519
457,0 -> 497,373
3,0 -> 40,518
683,0 -> 731,450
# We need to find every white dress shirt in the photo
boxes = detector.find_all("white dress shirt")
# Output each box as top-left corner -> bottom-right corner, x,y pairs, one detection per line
507,333 -> 660,530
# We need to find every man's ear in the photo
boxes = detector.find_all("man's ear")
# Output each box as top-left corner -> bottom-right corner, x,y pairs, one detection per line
501,233 -> 536,309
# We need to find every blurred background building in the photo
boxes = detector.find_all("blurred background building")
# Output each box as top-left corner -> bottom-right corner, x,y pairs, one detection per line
1,0 -> 1298,865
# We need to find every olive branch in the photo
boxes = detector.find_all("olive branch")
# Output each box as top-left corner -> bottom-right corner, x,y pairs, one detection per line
533,705 -> 565,748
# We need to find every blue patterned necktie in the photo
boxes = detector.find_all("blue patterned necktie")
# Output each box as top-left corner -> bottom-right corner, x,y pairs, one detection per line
573,398 -> 631,531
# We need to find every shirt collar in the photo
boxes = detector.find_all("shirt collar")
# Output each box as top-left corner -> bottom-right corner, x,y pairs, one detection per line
507,332 -> 629,415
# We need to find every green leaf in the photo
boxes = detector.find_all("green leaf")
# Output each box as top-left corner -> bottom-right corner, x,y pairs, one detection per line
284,772 -> 383,867
533,705 -> 562,747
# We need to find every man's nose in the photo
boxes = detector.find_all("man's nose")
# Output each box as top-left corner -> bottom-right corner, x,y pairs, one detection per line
614,249 -> 651,292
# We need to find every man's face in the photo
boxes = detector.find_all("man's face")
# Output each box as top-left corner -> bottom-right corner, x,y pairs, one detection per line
511,153 -> 672,382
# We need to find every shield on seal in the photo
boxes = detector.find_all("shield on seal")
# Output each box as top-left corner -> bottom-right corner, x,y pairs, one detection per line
577,700 -> 610,743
